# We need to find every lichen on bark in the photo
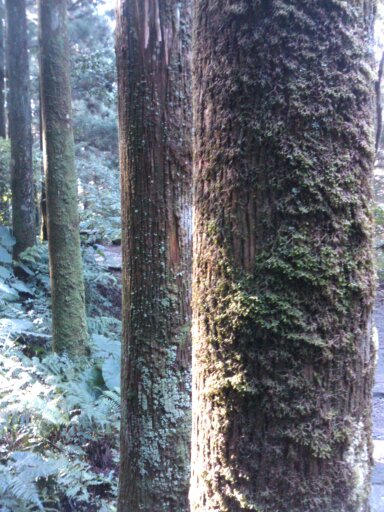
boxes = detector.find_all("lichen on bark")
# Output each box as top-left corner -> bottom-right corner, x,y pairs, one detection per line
116,1 -> 192,510
191,1 -> 377,511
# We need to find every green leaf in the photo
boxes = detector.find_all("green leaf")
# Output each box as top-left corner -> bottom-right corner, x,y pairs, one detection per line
102,356 -> 120,390
11,279 -> 34,295
0,282 -> 19,301
0,227 -> 15,248
91,334 -> 120,359
0,265 -> 12,280
0,318 -> 35,334
0,247 -> 12,264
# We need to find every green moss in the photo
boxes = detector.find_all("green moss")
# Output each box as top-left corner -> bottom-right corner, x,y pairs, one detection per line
191,0 -> 376,510
41,0 -> 89,356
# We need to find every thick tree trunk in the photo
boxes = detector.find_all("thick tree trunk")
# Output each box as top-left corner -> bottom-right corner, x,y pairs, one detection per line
191,2 -> 377,511
39,0 -> 88,356
6,0 -> 35,259
0,0 -> 6,139
115,1 -> 192,510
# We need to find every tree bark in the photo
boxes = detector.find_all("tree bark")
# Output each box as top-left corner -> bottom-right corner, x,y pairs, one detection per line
39,0 -> 88,356
375,51 -> 384,153
191,2 -> 377,511
0,0 -> 6,139
6,0 -> 36,259
115,1 -> 192,510
39,78 -> 48,242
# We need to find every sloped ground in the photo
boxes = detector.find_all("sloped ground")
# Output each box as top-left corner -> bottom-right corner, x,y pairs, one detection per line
0,240 -> 121,510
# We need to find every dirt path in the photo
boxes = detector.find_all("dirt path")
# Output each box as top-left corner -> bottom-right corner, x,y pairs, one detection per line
93,244 -> 122,271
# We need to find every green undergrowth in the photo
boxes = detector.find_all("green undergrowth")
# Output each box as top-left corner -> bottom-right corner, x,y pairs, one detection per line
77,147 -> 121,246
375,200 -> 384,282
0,228 -> 121,511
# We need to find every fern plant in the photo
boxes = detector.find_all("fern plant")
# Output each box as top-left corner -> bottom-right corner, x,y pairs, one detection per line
0,338 -> 120,511
0,238 -> 121,511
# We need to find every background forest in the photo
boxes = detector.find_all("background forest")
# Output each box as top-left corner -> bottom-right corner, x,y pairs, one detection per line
0,0 -> 383,511
0,1 -> 121,510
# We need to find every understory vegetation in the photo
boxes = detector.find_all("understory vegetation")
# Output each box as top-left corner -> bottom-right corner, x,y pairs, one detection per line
0,228 -> 121,511
0,3 -> 121,510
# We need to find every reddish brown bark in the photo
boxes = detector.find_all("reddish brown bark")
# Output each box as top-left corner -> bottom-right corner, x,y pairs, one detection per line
116,1 -> 192,510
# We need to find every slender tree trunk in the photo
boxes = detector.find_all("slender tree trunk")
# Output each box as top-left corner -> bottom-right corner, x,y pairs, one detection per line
191,2 -> 377,511
40,180 -> 48,242
116,1 -> 192,510
39,0 -> 88,356
6,0 -> 35,259
0,0 -> 6,139
39,79 -> 48,242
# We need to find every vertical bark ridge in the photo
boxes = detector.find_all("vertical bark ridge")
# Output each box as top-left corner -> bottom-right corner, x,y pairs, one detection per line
116,1 -> 192,510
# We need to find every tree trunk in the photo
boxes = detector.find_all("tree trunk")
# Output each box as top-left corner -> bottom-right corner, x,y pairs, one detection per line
39,79 -> 48,242
191,2 -> 377,511
375,51 -> 384,153
39,0 -> 88,356
0,0 -> 6,139
6,0 -> 35,259
115,1 -> 192,510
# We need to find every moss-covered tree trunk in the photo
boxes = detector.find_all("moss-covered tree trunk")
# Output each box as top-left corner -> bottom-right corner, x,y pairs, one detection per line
38,0 -> 88,356
6,0 -> 36,259
115,1 -> 192,510
191,2 -> 377,511
0,0 -> 6,139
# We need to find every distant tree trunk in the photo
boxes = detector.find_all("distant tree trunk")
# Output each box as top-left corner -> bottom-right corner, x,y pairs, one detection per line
38,79 -> 48,242
39,0 -> 88,356
40,180 -> 48,242
191,2 -> 376,512
116,1 -> 192,510
6,0 -> 35,259
0,0 -> 6,139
